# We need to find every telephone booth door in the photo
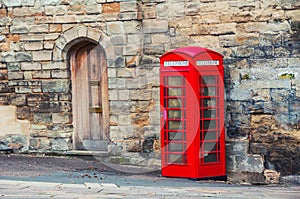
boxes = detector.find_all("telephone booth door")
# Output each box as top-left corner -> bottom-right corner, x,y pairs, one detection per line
160,46 -> 226,179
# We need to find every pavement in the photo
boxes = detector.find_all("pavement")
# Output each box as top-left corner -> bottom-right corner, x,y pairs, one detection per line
0,154 -> 299,199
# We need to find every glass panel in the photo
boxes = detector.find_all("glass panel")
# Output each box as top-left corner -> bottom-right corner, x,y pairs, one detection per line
168,143 -> 184,152
168,110 -> 181,119
168,99 -> 181,108
203,87 -> 216,96
203,76 -> 216,85
168,76 -> 182,86
203,98 -> 216,107
168,88 -> 182,96
168,132 -> 185,140
204,142 -> 217,152
204,109 -> 216,118
204,120 -> 216,129
168,121 -> 182,130
168,154 -> 186,164
204,153 -> 218,163
203,131 -> 217,140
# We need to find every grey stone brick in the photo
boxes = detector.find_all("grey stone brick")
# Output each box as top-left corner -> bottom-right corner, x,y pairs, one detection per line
16,52 -> 32,62
42,80 -> 70,93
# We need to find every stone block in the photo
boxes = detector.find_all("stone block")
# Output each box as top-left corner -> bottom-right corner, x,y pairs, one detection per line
0,70 -> 7,80
51,138 -> 70,151
42,62 -> 67,70
32,71 -> 51,79
226,140 -> 249,156
238,79 -> 291,90
87,27 -> 102,42
109,101 -> 131,114
110,126 -> 135,141
42,80 -> 70,93
125,139 -> 142,152
22,0 -> 35,6
156,2 -> 185,18
117,68 -> 134,78
143,44 -> 164,55
117,114 -> 131,126
51,70 -> 69,79
130,89 -> 152,101
8,71 -> 23,80
229,88 -> 251,101
44,41 -> 55,50
126,78 -> 147,89
120,1 -> 137,12
143,19 -> 168,34
24,42 -> 43,51
32,51 -> 52,61
2,0 -> 21,7
20,34 -> 44,41
29,24 -> 49,33
10,26 -> 29,34
119,12 -> 138,21
21,62 -> 41,71
111,35 -> 126,45
143,6 -> 156,19
52,113 -> 69,124
151,34 -> 170,44
0,106 -> 17,123
102,2 -> 120,14
107,21 -> 125,35
108,89 -> 118,100
108,78 -> 126,89
265,21 -> 290,32
53,15 -> 77,24
123,21 -> 140,34
193,35 -> 219,48
1,53 -> 15,63
16,52 -> 32,62
118,90 -> 129,100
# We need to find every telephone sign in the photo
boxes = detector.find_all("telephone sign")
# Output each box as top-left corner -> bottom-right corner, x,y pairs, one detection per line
160,46 -> 226,179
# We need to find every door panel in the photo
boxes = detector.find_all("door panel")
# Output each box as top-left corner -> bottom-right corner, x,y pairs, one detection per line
71,43 -> 109,151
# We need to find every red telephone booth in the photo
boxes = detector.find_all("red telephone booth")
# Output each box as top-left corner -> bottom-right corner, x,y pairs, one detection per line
160,46 -> 226,179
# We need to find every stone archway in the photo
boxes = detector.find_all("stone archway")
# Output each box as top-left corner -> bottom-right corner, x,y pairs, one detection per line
54,25 -> 114,151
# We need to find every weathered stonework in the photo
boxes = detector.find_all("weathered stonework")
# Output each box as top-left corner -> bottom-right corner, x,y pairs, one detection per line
0,0 -> 299,182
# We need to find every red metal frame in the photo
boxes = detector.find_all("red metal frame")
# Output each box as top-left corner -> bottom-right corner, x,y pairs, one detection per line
160,46 -> 225,179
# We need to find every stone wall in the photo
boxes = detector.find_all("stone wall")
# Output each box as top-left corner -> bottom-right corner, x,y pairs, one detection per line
0,0 -> 299,181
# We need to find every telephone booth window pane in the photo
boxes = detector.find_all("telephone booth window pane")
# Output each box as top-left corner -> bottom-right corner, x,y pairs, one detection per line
204,153 -> 218,163
168,99 -> 181,108
204,98 -> 216,107
168,121 -> 182,130
203,131 -> 217,140
204,109 -> 216,118
168,143 -> 184,152
204,142 -> 217,152
168,88 -> 182,96
204,120 -> 216,129
203,76 -> 216,84
168,132 -> 185,140
203,87 -> 216,96
168,154 -> 186,164
168,110 -> 182,119
168,76 -> 182,86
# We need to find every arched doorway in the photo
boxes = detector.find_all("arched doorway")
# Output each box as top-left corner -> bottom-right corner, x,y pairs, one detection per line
69,42 -> 109,151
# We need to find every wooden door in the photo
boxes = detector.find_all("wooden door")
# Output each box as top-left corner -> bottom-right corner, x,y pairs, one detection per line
71,43 -> 109,151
